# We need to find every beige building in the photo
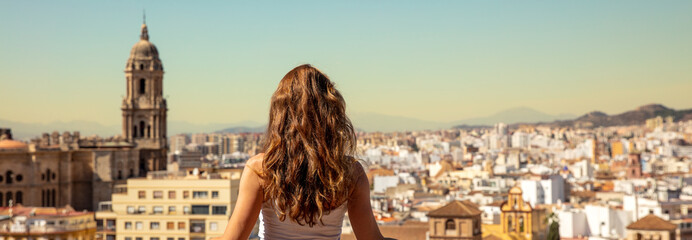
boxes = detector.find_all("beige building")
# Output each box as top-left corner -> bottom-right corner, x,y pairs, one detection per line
95,170 -> 240,240
427,200 -> 482,240
0,204 -> 96,240
626,214 -> 677,240
0,132 -> 142,211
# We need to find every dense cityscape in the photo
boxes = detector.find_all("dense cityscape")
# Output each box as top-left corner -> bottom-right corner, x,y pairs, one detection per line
3,8 -> 692,240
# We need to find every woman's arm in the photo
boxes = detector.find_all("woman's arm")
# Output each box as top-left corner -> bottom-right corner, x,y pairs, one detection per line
347,164 -> 385,240
216,155 -> 264,240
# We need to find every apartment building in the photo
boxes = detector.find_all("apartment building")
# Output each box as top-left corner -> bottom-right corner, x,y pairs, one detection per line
95,170 -> 240,240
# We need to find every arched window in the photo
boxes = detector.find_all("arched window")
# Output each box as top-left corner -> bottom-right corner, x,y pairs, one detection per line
51,189 -> 56,207
117,170 -> 123,180
140,121 -> 146,138
445,219 -> 455,230
0,192 -> 3,207
6,171 -> 13,184
42,190 -> 45,206
16,191 -> 22,204
133,126 -> 138,138
139,79 -> 146,94
140,64 -> 144,70
6,192 -> 12,206
147,125 -> 151,138
508,217 -> 514,232
519,216 -> 525,232
46,169 -> 51,182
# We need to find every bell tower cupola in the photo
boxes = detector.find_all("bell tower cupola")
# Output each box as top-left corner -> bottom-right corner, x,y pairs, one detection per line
121,20 -> 168,174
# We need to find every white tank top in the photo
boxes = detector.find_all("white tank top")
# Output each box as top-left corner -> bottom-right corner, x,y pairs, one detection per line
258,200 -> 347,240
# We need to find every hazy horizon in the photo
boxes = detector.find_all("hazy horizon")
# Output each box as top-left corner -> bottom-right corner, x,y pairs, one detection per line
2,1 -> 691,127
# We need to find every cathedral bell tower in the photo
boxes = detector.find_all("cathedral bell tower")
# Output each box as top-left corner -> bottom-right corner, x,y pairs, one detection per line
122,21 -> 168,175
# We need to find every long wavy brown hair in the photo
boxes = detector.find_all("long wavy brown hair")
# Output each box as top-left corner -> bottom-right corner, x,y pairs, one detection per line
261,64 -> 357,227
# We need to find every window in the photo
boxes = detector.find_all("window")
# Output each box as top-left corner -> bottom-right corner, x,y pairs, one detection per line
125,238 -> 132,240
138,206 -> 146,213
445,219 -> 455,230
135,222 -> 143,230
192,191 -> 208,199
136,238 -> 143,240
167,222 -> 175,230
183,191 -> 190,199
150,222 -> 160,229
191,205 -> 210,215
167,238 -> 174,240
107,235 -> 115,240
125,222 -> 132,229
178,222 -> 185,230
210,222 -> 218,231
127,206 -> 135,214
178,238 -> 184,240
106,220 -> 116,230
184,206 -> 190,214
6,171 -> 13,184
212,206 -> 227,215
169,206 -> 176,213
153,191 -> 163,199
151,238 -> 159,240
168,191 -> 176,199
153,206 -> 163,214
139,79 -> 146,94
190,220 -> 205,233
212,191 -> 219,199
138,191 -> 145,199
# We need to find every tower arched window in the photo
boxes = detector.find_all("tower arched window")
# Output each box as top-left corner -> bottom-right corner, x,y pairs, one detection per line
6,192 -> 12,206
519,216 -> 525,232
508,217 -> 514,232
15,191 -> 22,204
147,125 -> 151,138
140,121 -> 146,138
0,192 -> 3,207
139,79 -> 146,94
140,64 -> 144,70
51,189 -> 56,206
133,126 -> 138,138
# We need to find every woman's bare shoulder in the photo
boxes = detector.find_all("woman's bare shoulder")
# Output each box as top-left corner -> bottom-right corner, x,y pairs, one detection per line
245,153 -> 264,173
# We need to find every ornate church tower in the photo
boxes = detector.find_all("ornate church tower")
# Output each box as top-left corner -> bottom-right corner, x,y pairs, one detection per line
122,21 -> 168,175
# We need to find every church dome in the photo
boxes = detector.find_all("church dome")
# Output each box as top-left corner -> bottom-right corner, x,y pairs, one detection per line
126,23 -> 163,70
130,39 -> 159,59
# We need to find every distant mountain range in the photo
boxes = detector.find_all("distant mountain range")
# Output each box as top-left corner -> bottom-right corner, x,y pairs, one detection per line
3,104 -> 691,139
546,104 -> 692,128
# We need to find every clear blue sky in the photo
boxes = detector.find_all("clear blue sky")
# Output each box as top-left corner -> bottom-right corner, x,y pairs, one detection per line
2,1 -> 691,126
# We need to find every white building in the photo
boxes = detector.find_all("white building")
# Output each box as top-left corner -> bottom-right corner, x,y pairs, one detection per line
520,175 -> 565,206
373,176 -> 400,193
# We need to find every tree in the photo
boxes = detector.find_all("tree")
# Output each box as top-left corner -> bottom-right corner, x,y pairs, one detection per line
546,212 -> 560,240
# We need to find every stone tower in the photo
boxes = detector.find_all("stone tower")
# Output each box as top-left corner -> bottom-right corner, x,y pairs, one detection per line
122,22 -> 168,175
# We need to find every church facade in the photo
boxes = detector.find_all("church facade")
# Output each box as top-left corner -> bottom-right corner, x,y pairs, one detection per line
0,22 -> 168,211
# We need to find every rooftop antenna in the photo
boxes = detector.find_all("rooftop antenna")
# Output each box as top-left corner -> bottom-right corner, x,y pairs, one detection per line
143,9 -> 146,24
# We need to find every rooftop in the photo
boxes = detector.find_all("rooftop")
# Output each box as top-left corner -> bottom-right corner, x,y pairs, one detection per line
627,214 -> 677,231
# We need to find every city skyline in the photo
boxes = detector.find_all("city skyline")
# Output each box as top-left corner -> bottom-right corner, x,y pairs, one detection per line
2,1 -> 692,129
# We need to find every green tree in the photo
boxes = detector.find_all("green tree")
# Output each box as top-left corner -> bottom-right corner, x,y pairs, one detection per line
546,212 -> 560,240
